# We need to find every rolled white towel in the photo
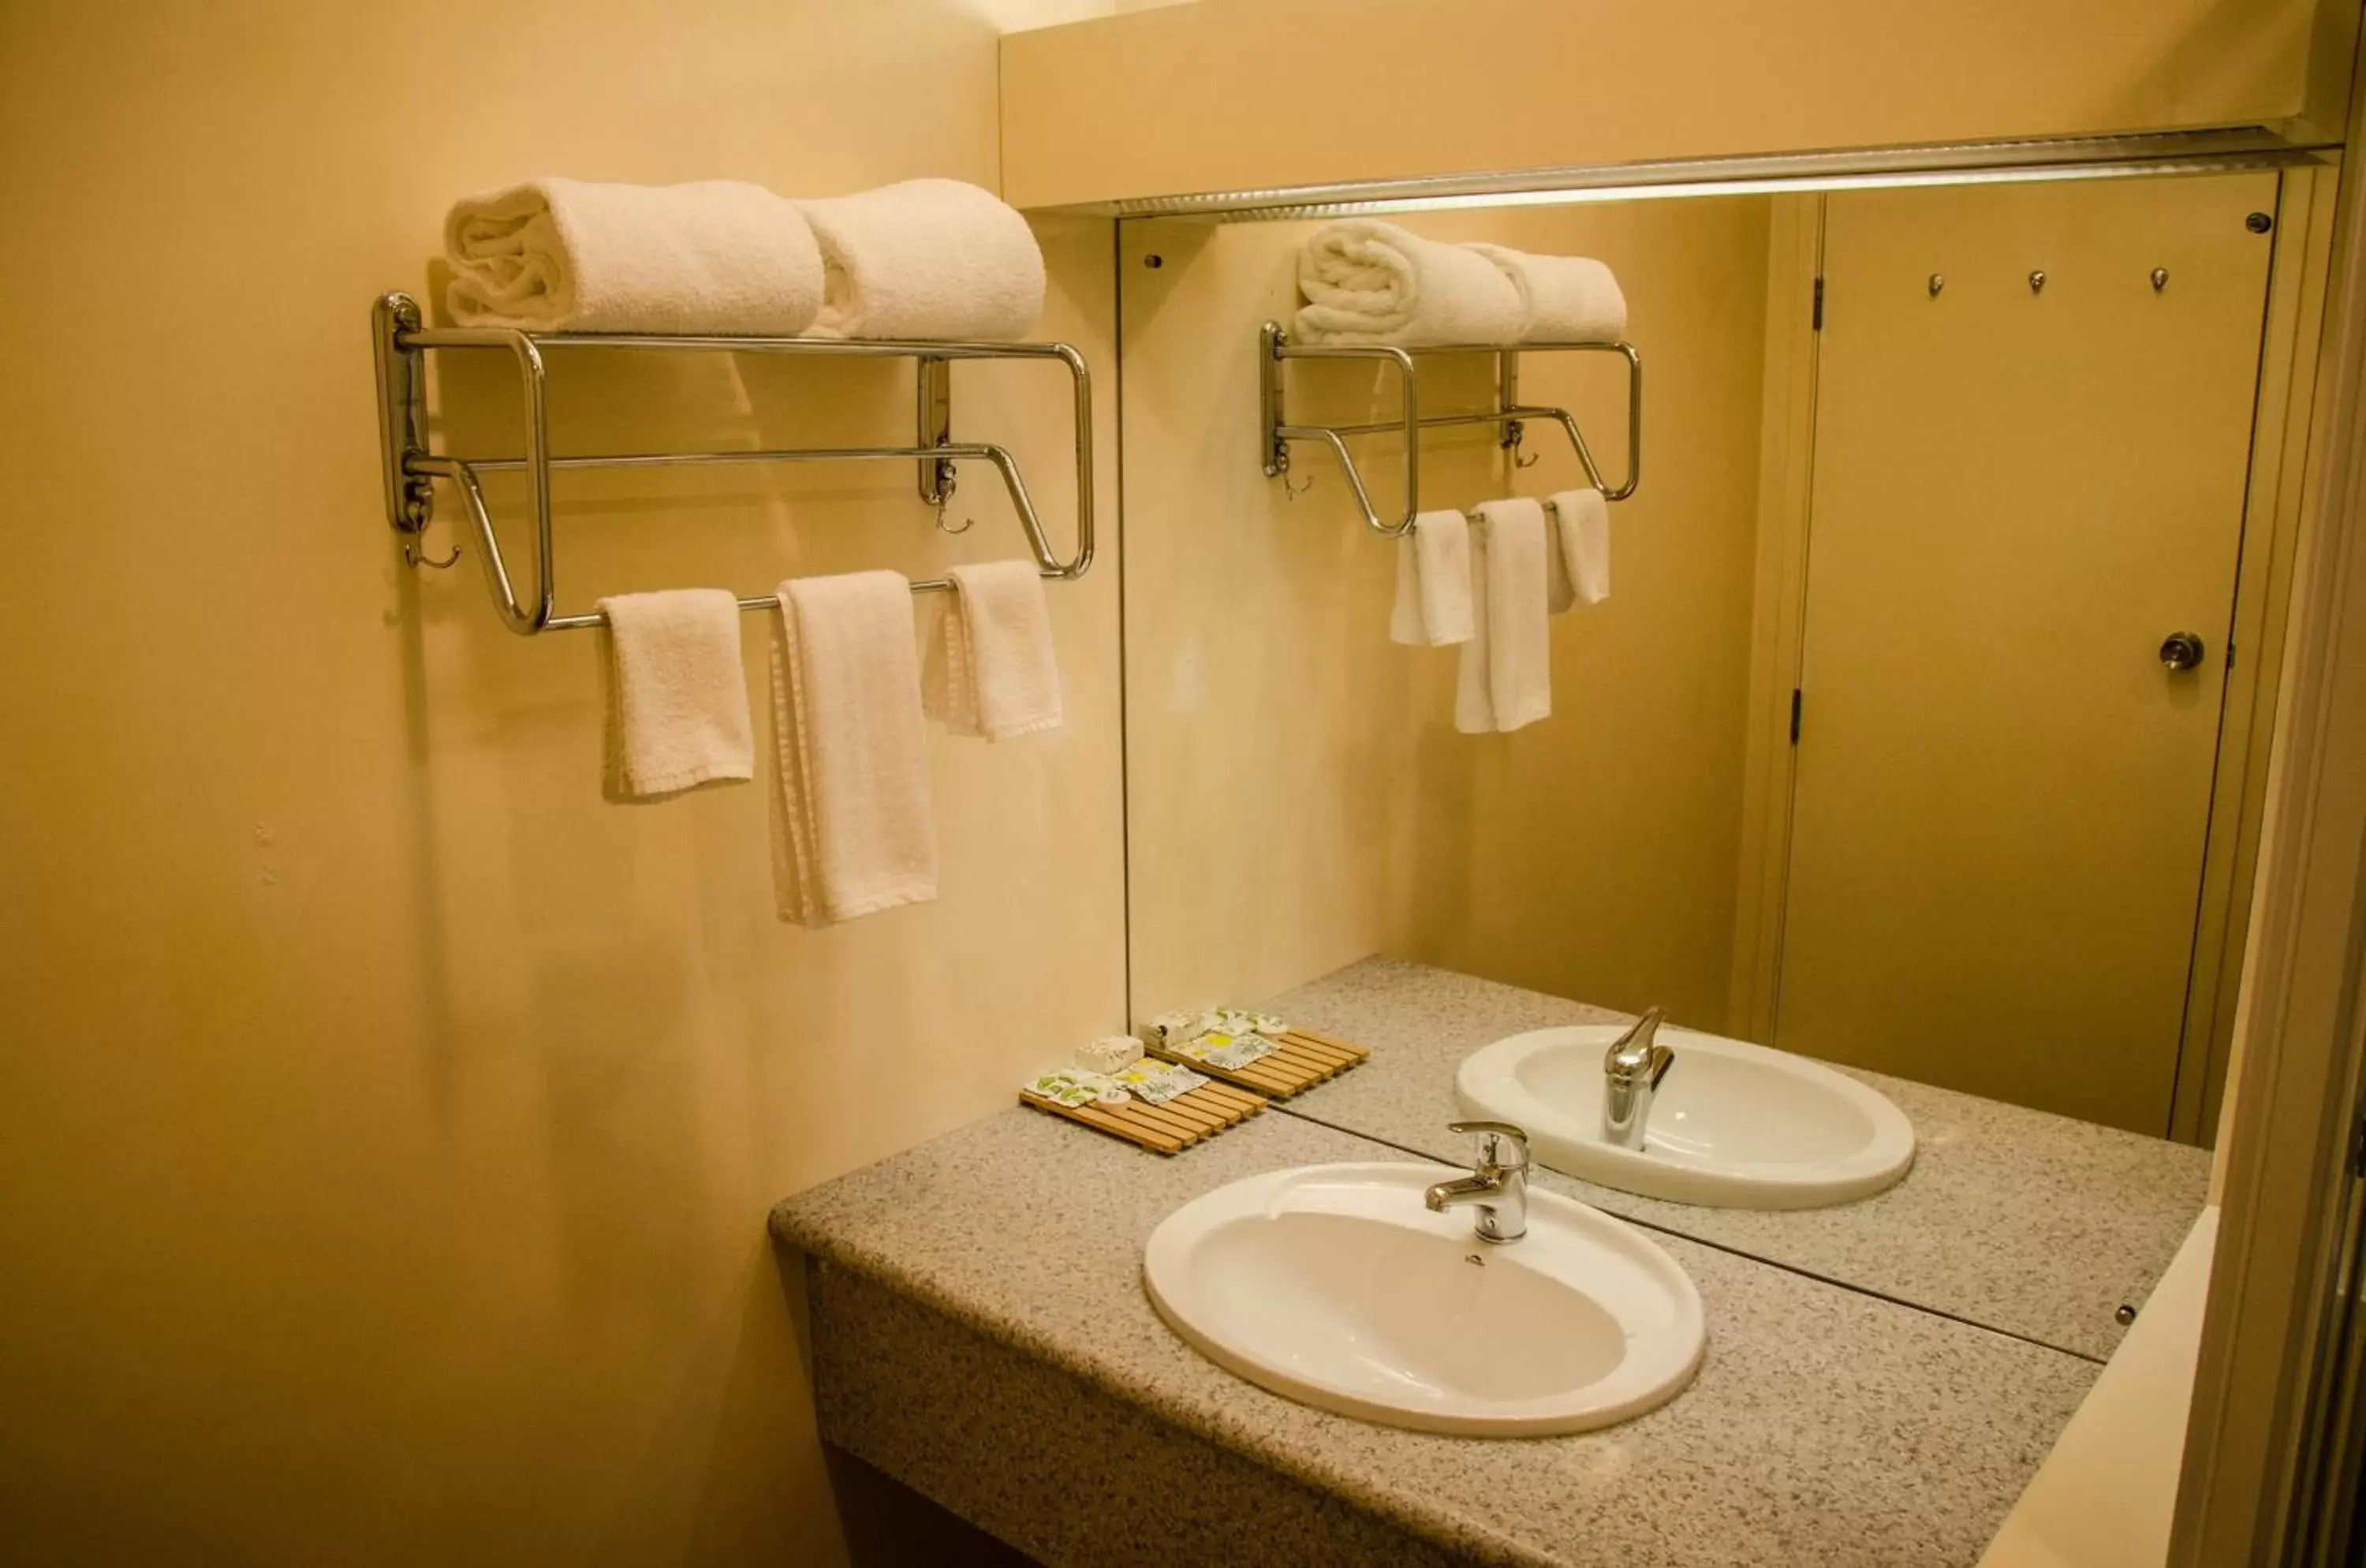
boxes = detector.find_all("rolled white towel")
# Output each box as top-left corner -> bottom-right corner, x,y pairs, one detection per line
1292,219 -> 1526,347
443,178 -> 824,335
1461,244 -> 1628,343
794,178 -> 1045,341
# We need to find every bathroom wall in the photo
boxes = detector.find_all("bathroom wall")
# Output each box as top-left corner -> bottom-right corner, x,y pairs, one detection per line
1120,200 -> 1771,1025
0,2 -> 1122,1564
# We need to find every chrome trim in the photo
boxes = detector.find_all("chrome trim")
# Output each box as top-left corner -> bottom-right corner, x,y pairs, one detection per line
371,293 -> 1095,634
1069,129 -> 2331,222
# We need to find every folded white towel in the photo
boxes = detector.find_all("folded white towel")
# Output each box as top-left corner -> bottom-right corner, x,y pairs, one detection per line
1292,219 -> 1527,347
597,588 -> 755,801
1461,245 -> 1629,343
1455,499 -> 1553,734
1549,488 -> 1611,605
1545,528 -> 1577,616
794,178 -> 1045,341
443,178 -> 824,335
1389,510 -> 1476,647
924,561 -> 1065,741
768,572 -> 939,925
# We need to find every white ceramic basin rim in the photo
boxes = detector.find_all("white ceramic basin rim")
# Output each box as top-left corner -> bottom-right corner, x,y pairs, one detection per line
1456,1024 -> 1916,1210
1144,1163 -> 1704,1436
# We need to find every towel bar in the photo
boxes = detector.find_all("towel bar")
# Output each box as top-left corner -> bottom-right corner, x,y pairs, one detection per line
371,292 -> 1095,635
1258,321 -> 1640,538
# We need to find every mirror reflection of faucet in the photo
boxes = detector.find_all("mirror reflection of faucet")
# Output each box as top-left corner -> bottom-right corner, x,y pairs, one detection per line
1602,1007 -> 1674,1152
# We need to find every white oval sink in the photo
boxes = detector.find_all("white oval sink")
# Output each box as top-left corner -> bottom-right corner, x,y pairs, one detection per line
1143,1163 -> 1703,1435
1457,1025 -> 1915,1210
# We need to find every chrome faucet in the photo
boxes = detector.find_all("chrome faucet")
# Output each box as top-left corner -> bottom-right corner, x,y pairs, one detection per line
1423,1120 -> 1530,1242
1602,1007 -> 1674,1151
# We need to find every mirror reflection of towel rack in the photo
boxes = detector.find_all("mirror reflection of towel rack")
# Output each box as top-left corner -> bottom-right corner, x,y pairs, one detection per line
370,292 -> 1095,636
1257,320 -> 1640,538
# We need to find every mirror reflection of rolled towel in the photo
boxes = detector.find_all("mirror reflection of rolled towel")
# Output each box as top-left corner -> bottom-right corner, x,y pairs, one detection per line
1291,218 -> 1527,346
1461,243 -> 1629,343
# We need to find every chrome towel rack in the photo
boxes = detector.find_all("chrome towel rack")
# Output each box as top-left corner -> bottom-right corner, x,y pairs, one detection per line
371,292 -> 1094,636
1258,321 -> 1640,538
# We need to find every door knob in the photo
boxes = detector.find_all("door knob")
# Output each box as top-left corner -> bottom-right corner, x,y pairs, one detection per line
2159,631 -> 2207,672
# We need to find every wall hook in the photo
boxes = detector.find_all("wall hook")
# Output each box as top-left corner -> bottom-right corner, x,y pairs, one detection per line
1928,273 -> 1945,297
2028,269 -> 2047,295
932,496 -> 975,536
1282,469 -> 1316,501
2151,267 -> 2170,292
1513,446 -> 1541,470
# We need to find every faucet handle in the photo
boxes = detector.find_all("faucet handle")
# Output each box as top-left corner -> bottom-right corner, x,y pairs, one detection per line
1448,1118 -> 1530,1172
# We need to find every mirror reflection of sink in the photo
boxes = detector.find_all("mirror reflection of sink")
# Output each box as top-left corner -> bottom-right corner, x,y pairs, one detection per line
1144,1163 -> 1703,1435
1457,1025 -> 1916,1210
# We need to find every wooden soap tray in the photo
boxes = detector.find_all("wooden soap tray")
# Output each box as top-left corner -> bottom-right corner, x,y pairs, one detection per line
1147,1028 -> 1370,1099
1019,1078 -> 1265,1155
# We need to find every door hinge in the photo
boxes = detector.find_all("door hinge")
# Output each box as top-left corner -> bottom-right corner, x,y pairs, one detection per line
1789,689 -> 1804,745
1812,277 -> 1825,330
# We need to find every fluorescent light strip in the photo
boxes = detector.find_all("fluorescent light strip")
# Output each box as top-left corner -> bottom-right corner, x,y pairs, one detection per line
1200,153 -> 2331,223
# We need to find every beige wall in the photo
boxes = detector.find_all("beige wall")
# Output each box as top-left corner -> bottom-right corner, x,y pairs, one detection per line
0,3 -> 1123,1564
1002,0 -> 2359,209
1121,201 -> 1769,1025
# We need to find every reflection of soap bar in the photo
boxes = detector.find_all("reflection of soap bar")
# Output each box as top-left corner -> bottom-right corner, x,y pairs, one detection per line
1077,1035 -> 1144,1073
1174,1030 -> 1276,1071
1147,1010 -> 1203,1049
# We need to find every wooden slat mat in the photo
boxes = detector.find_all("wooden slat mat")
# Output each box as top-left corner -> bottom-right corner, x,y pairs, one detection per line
1146,1028 -> 1370,1100
1019,1078 -> 1265,1155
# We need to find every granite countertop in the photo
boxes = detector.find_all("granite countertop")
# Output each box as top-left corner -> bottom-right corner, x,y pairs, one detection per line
774,1107 -> 2097,1568
1263,957 -> 2214,1361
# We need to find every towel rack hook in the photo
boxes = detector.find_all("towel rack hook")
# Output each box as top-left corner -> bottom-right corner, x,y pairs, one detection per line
407,521 -> 463,570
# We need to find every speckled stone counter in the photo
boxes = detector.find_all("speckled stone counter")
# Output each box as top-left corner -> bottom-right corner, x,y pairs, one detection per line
1263,958 -> 2214,1361
773,1107 -> 2096,1567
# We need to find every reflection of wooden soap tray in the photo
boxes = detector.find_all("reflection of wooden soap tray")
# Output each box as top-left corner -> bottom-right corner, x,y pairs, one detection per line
1148,1028 -> 1370,1099
1018,1077 -> 1265,1155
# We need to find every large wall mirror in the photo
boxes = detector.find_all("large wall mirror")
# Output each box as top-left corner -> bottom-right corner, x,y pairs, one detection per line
1115,158 -> 2331,1357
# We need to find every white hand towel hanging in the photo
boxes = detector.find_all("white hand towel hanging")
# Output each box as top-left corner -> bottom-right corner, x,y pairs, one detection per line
924,561 -> 1065,741
794,178 -> 1046,342
1389,510 -> 1476,647
597,588 -> 755,801
1547,487 -> 1611,605
769,572 -> 939,925
1456,499 -> 1554,734
443,178 -> 824,334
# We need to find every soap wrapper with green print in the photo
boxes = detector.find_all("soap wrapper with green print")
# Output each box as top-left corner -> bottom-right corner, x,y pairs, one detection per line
1027,1069 -> 1130,1108
1146,1007 -> 1288,1051
1113,1058 -> 1209,1104
1170,1029 -> 1275,1071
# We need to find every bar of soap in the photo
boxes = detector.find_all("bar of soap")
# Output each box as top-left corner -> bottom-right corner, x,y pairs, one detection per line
1076,1035 -> 1145,1073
